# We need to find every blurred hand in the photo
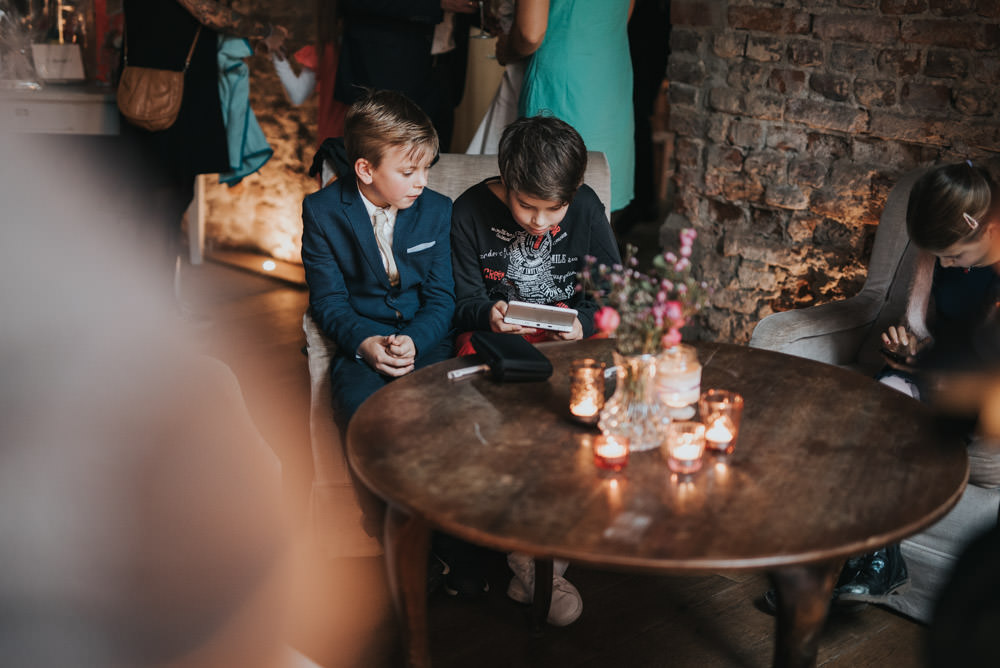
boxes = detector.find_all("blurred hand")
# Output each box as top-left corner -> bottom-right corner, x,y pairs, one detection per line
257,24 -> 288,55
881,324 -> 931,363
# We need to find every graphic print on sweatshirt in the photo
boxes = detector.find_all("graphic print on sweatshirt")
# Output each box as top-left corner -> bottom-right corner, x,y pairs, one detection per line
503,229 -> 576,304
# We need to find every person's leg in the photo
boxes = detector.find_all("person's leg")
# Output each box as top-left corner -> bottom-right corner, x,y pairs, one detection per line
330,354 -> 392,539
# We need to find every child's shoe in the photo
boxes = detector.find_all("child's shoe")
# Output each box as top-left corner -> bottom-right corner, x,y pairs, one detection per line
506,552 -> 582,626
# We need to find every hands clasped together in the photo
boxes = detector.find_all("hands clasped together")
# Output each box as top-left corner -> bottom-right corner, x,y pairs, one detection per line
359,334 -> 417,377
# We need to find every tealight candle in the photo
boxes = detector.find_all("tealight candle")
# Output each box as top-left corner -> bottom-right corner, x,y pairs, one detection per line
569,358 -> 606,424
593,435 -> 629,472
699,389 -> 744,456
663,421 -> 706,475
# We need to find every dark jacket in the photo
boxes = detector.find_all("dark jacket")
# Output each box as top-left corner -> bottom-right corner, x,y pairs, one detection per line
302,178 -> 455,357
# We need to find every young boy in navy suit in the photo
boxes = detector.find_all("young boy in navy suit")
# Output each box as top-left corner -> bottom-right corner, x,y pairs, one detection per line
301,89 -> 455,421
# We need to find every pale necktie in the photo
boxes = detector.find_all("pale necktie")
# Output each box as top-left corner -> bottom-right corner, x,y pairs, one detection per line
373,207 -> 399,286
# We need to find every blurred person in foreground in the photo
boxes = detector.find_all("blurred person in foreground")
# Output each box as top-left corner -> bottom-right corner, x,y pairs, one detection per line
0,133 -> 317,667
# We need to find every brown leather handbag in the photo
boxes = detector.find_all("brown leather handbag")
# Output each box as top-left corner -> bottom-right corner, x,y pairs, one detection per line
117,26 -> 201,132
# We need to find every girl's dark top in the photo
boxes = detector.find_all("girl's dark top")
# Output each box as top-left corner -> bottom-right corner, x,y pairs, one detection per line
924,263 -> 1000,370
121,0 -> 229,181
450,178 -> 622,337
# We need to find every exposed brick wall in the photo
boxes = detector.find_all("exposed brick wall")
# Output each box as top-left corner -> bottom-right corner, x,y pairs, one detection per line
668,0 -> 1000,343
202,0 -> 318,263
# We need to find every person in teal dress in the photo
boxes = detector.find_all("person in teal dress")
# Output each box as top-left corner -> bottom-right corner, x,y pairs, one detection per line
515,0 -> 635,212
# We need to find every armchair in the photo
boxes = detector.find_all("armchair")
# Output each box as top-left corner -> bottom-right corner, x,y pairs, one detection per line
303,151 -> 612,559
749,168 -> 1000,623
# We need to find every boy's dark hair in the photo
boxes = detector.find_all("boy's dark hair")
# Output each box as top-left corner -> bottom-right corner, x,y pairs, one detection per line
344,89 -> 439,169
907,162 -> 997,252
497,115 -> 588,203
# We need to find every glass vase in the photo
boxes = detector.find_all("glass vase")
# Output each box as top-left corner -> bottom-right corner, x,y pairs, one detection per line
598,351 -> 670,453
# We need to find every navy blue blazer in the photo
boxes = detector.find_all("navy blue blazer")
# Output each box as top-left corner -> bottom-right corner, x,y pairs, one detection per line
302,178 -> 455,358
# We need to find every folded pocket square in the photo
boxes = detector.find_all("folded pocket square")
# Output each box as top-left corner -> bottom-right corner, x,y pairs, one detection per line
406,241 -> 436,253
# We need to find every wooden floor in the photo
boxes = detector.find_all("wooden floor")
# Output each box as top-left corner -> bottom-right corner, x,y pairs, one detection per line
185,250 -> 931,668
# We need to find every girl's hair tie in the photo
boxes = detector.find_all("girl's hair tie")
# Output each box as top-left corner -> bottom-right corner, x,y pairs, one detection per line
963,212 -> 980,231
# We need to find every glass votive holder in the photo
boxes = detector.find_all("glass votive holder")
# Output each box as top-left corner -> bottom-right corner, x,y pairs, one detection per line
593,434 -> 629,472
569,358 -> 606,425
699,389 -> 744,456
663,420 -> 706,475
656,343 -> 702,419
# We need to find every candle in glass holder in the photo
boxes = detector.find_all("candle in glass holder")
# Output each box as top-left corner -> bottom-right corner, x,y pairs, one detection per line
593,434 -> 629,472
663,420 -> 706,474
569,358 -> 605,424
656,344 -> 701,419
699,389 -> 744,456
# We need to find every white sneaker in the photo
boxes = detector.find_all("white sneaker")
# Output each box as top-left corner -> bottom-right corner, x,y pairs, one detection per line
506,552 -> 582,626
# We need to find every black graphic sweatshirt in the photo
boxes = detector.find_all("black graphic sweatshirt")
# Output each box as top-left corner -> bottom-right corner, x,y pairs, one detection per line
451,178 -> 622,337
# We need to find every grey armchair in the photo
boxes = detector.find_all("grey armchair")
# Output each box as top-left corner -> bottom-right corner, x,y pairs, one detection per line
303,151 -> 612,559
749,168 -> 1000,623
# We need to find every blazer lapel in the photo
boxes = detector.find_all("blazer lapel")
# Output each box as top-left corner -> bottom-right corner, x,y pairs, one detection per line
341,185 -> 390,287
392,201 -> 420,286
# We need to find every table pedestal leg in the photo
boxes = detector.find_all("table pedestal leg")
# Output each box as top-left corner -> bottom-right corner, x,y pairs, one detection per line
384,506 -> 431,668
768,560 -> 842,668
531,558 -> 553,634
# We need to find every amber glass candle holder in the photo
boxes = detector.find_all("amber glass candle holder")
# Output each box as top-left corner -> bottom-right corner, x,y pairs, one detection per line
663,420 -> 706,475
593,434 -> 629,472
569,358 -> 605,425
699,389 -> 744,457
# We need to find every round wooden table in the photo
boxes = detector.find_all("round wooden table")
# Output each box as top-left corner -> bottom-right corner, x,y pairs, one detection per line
347,339 -> 967,668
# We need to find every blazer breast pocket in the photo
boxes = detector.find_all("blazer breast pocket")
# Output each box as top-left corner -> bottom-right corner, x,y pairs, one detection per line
406,240 -> 436,254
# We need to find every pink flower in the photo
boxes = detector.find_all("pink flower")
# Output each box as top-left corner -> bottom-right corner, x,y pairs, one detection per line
665,300 -> 683,321
594,306 -> 621,333
662,328 -> 682,348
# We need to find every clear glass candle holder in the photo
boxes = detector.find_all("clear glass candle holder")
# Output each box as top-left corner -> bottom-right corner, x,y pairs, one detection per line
663,420 -> 706,475
593,434 -> 629,472
656,344 -> 701,419
699,389 -> 744,456
569,358 -> 605,425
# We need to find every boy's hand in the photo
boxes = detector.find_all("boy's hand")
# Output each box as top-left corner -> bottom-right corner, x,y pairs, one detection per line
553,317 -> 584,342
385,334 -> 416,362
358,335 -> 415,377
489,300 -> 539,335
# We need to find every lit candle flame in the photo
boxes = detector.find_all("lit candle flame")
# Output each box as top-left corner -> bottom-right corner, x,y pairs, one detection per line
570,396 -> 600,417
705,416 -> 735,445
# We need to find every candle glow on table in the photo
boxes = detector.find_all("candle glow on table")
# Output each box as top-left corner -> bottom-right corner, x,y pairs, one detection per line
570,396 -> 600,418
569,358 -> 605,424
593,435 -> 629,472
699,389 -> 744,456
664,421 -> 706,474
705,416 -> 735,447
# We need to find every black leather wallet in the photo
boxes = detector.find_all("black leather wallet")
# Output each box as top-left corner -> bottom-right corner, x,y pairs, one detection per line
470,331 -> 554,382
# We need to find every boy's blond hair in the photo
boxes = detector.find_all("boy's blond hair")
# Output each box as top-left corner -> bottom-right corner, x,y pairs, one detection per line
344,89 -> 439,169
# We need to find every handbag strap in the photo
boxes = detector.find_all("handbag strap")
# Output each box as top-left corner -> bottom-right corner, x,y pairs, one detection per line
123,24 -> 203,72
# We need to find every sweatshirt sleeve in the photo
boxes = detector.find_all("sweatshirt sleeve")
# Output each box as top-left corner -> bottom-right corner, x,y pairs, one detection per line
451,190 -> 497,332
